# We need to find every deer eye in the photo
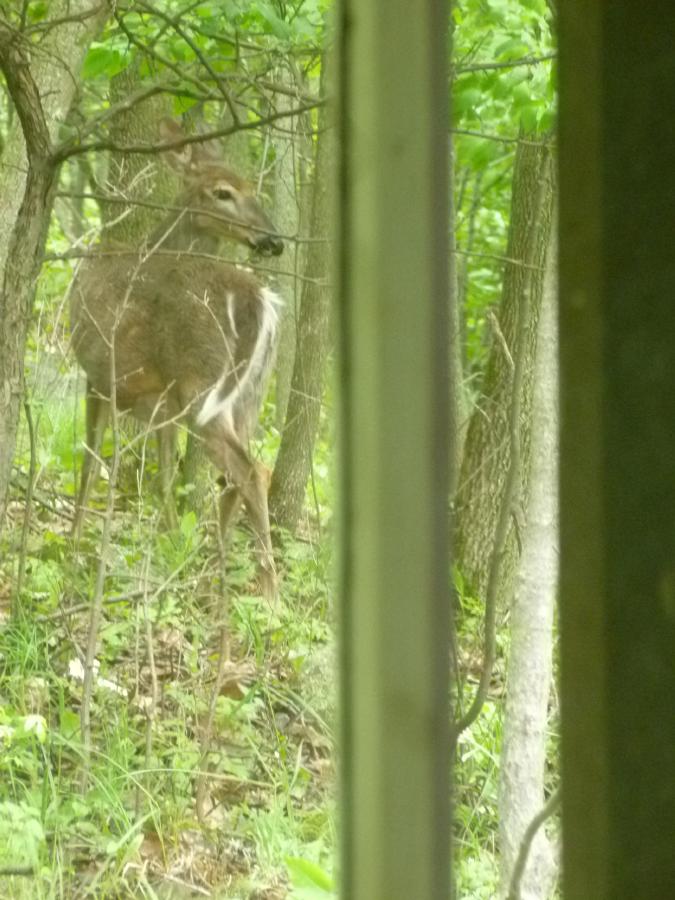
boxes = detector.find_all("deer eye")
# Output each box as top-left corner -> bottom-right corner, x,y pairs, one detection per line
214,187 -> 234,202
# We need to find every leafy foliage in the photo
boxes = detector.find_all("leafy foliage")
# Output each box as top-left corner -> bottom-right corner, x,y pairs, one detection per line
0,0 -> 557,895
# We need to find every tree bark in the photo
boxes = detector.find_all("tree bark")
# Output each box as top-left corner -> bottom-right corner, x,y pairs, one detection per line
0,5 -> 106,530
448,43 -> 468,497
498,217 -> 559,900
93,64 -> 181,512
454,137 -> 554,599
273,66 -> 312,429
181,95 -> 253,512
102,64 -> 179,243
268,96 -> 331,533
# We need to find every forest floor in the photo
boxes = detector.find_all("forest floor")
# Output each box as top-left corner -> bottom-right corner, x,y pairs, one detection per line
0,426 -> 336,899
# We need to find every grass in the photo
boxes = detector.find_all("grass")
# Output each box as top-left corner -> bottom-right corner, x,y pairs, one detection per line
1,369 -> 337,898
0,344 -> 543,899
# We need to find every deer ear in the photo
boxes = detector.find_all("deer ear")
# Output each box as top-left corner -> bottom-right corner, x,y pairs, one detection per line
159,118 -> 196,173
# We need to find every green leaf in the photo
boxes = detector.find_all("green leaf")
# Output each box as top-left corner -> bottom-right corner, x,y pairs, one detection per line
180,510 -> 198,539
494,38 -> 530,61
512,82 -> 534,106
519,102 -> 541,133
463,138 -> 500,172
257,4 -> 292,39
28,2 -> 48,21
59,708 -> 81,739
539,108 -> 556,133
454,87 -> 483,119
82,47 -> 128,80
286,856 -> 334,892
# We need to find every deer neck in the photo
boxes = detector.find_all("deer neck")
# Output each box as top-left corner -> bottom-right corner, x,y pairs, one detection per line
148,210 -> 221,256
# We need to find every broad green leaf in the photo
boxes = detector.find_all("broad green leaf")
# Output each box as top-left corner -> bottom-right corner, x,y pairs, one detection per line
258,4 -> 292,40
286,856 -> 334,892
82,47 -> 128,80
494,38 -> 530,61
59,708 -> 81,739
519,102 -> 541,133
28,1 -> 48,21
454,87 -> 483,119
180,510 -> 198,539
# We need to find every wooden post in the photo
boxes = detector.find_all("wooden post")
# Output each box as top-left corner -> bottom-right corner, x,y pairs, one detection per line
336,2 -> 452,898
559,4 -> 675,897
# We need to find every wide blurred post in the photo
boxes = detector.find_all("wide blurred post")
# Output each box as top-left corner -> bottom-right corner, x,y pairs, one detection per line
336,1 -> 452,898
559,3 -> 675,897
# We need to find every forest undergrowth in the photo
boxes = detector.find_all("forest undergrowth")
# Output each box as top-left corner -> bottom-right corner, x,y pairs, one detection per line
0,352 -> 336,898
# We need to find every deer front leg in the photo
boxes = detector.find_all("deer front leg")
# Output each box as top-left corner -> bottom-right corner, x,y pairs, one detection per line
72,386 -> 109,542
206,430 -> 278,604
157,421 -> 179,530
238,458 -> 277,605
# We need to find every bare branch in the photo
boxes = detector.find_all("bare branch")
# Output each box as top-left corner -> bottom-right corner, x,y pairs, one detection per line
453,127 -> 555,147
456,52 -> 556,75
23,3 -> 106,35
134,0 -> 241,123
507,789 -> 561,900
53,100 -> 326,162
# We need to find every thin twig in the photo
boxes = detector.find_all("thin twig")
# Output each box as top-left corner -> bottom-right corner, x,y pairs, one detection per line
488,311 -> 515,371
139,552 -> 159,820
507,789 -> 561,900
15,398 -> 37,608
196,490 -> 232,822
453,127 -> 555,147
455,52 -> 556,75
54,101 -> 326,162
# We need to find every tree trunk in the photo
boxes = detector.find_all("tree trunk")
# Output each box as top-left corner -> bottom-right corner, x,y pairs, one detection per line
454,137 -> 554,599
268,96 -> 331,533
181,96 -> 252,512
97,65 -> 180,511
102,65 -> 178,243
273,67 -> 312,429
498,218 -> 559,900
448,33 -> 468,497
0,5 -> 105,530
0,3 -> 105,272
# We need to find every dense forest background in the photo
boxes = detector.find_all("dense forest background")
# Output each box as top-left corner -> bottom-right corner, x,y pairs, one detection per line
0,1 -> 557,897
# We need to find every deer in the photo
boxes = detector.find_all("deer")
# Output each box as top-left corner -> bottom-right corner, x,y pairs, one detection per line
70,119 -> 283,601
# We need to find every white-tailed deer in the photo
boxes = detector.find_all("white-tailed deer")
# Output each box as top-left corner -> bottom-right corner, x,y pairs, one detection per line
70,120 -> 283,600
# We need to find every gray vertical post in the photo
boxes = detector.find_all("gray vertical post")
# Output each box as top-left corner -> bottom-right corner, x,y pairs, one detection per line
336,2 -> 451,899
559,3 -> 675,897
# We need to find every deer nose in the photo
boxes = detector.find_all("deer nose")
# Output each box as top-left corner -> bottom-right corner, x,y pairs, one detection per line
255,233 -> 284,256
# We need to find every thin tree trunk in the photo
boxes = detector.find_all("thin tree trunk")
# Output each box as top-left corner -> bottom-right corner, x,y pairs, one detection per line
457,170 -> 483,375
0,5 -> 106,530
181,95 -> 252,512
0,3 -> 105,272
273,66 -> 312,429
448,25 -> 468,496
268,93 -> 331,533
97,65 -> 179,513
454,137 -> 554,599
498,217 -> 559,900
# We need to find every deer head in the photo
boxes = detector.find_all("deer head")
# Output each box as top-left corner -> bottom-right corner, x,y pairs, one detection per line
159,118 -> 283,256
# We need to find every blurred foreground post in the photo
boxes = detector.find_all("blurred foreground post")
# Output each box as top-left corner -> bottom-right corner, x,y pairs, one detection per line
559,3 -> 675,897
336,1 -> 452,898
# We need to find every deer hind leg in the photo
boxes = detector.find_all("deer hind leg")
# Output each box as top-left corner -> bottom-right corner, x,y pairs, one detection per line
72,385 -> 109,541
204,428 -> 277,603
216,475 -> 242,538
133,394 -> 180,530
